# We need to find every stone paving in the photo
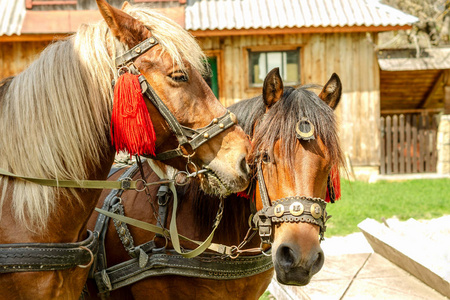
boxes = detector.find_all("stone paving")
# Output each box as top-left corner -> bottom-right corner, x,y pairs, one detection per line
268,217 -> 449,300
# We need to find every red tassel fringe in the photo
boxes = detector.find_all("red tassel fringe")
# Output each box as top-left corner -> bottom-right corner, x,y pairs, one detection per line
110,73 -> 156,156
237,191 -> 250,199
326,166 -> 341,203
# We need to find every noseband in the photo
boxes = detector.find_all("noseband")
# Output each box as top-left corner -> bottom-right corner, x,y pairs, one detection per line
115,36 -> 238,162
251,116 -> 330,245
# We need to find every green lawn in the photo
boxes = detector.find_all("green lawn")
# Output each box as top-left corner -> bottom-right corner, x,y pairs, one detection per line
325,178 -> 450,237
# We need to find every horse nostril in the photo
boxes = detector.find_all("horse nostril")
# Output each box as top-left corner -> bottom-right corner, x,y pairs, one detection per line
310,249 -> 324,275
238,154 -> 250,177
277,244 -> 298,271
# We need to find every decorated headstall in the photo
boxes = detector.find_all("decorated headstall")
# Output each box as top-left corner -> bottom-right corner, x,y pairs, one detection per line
252,116 -> 340,244
110,36 -> 238,160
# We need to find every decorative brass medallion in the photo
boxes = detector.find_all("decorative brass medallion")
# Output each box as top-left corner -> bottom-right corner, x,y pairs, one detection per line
310,203 -> 322,219
289,202 -> 304,216
274,204 -> 285,217
295,117 -> 315,140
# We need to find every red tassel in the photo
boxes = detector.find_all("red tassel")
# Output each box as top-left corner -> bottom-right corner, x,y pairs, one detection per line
237,191 -> 250,199
326,166 -> 341,203
110,72 -> 156,156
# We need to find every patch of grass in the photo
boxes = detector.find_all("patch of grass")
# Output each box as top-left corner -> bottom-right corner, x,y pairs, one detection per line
259,291 -> 274,300
325,178 -> 450,237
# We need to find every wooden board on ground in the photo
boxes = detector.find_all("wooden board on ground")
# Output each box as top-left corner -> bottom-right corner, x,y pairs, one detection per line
358,218 -> 450,298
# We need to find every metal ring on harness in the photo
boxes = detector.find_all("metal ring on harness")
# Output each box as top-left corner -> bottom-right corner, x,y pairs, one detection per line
135,179 -> 147,192
117,65 -> 130,76
260,242 -> 272,257
186,161 -> 198,177
77,246 -> 94,269
173,171 -> 190,186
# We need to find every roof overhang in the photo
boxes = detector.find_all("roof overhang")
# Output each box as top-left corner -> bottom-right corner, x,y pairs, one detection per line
378,48 -> 450,71
0,7 -> 184,42
190,24 -> 414,37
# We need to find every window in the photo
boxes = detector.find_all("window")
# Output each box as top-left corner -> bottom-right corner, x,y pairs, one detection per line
204,56 -> 219,98
248,49 -> 300,87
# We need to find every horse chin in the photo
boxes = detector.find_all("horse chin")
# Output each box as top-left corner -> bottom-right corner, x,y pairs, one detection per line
199,172 -> 232,197
199,167 -> 248,197
274,266 -> 312,286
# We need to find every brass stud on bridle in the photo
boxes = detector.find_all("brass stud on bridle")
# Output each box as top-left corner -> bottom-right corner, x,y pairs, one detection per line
274,204 -> 284,217
310,203 -> 322,219
289,202 -> 304,216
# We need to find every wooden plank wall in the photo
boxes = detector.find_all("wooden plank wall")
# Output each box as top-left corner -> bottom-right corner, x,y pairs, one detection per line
0,41 -> 50,79
198,32 -> 381,167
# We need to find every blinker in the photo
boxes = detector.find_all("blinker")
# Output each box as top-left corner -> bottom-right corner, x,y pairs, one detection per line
296,117 -> 315,140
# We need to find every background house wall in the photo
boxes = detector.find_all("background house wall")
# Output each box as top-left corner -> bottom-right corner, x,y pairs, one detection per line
198,32 -> 381,173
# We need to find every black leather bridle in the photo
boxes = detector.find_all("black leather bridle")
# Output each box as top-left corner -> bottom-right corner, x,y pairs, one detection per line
251,116 -> 331,245
114,36 -> 238,162
252,157 -> 330,245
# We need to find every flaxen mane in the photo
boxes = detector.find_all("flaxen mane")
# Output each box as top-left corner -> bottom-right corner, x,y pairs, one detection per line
0,4 -> 207,232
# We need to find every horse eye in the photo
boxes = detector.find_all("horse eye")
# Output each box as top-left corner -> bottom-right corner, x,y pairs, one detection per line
261,152 -> 270,164
170,71 -> 188,83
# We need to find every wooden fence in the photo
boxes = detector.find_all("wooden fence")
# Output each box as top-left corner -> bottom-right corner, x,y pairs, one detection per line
380,114 -> 440,174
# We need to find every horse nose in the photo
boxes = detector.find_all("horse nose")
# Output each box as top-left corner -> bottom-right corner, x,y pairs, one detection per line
276,243 -> 324,275
310,248 -> 324,275
237,153 -> 250,179
276,243 -> 299,272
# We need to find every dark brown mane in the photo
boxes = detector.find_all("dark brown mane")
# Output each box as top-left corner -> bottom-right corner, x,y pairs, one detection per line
188,84 -> 344,238
230,84 -> 344,168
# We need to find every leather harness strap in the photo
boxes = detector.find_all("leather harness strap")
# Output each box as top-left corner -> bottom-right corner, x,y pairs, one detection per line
0,230 -> 98,273
93,247 -> 272,294
91,163 -> 273,295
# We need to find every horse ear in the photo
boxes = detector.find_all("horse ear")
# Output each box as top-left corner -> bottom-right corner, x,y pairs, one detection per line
96,0 -> 145,48
262,68 -> 284,109
121,1 -> 131,10
318,73 -> 342,110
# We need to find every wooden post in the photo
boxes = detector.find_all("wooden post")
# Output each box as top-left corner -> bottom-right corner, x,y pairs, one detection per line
393,115 -> 398,174
406,115 -> 412,173
445,86 -> 450,114
380,117 -> 385,175
386,116 -> 392,174
399,114 -> 405,174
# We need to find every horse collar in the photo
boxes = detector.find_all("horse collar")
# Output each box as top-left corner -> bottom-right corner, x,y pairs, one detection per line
114,36 -> 238,161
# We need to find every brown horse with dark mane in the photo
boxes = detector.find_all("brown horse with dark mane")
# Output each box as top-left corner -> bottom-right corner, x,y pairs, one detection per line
86,68 -> 343,299
0,1 -> 250,299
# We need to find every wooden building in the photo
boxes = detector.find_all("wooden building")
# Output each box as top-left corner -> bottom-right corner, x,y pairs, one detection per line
3,0 -> 447,179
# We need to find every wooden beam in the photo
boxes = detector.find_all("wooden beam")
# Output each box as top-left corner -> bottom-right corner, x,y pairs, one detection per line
31,1 -> 77,5
445,86 -> 450,114
417,71 -> 445,108
189,25 -> 413,37
0,34 -> 70,42
381,108 -> 443,115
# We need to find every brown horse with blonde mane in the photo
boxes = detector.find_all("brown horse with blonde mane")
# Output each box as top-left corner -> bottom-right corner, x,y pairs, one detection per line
86,68 -> 343,299
0,1 -> 250,299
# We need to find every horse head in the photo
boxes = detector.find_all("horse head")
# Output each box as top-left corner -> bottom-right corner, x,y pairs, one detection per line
247,68 -> 343,285
97,0 -> 250,196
